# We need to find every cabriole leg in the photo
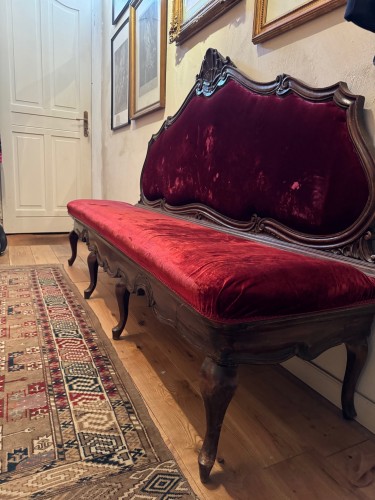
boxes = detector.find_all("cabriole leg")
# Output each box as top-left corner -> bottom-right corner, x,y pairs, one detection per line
84,251 -> 98,299
112,280 -> 130,340
68,230 -> 78,266
342,338 -> 368,420
198,356 -> 238,483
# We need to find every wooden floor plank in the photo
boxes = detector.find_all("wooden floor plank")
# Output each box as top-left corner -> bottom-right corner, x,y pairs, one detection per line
0,251 -> 10,266
326,440 -> 375,498
240,451 -> 358,500
8,246 -> 35,265
6,233 -> 68,246
30,245 -> 60,264
52,243 -> 72,258
59,255 -> 89,284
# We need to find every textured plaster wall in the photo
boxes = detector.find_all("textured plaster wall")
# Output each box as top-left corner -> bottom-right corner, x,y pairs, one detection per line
98,1 -> 375,425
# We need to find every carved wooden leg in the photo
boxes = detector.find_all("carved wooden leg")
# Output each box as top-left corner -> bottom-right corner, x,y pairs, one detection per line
68,230 -> 78,266
84,251 -> 98,299
198,356 -> 238,483
112,281 -> 130,340
342,338 -> 368,420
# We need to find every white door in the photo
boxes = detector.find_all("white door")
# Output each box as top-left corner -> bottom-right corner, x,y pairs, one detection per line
0,0 -> 92,233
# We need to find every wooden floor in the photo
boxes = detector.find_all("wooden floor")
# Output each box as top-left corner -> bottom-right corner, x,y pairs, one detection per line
2,234 -> 375,499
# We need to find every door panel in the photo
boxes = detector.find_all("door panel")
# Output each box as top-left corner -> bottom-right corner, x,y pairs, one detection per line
11,125 -> 81,217
51,2 -> 80,111
52,135 -> 80,209
13,132 -> 46,209
11,0 -> 43,109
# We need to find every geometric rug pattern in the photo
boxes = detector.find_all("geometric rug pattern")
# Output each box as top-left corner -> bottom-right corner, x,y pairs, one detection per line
0,266 -> 198,498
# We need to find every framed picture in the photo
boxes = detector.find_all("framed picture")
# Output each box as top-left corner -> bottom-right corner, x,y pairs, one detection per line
111,20 -> 130,130
252,0 -> 346,44
169,0 -> 242,45
130,0 -> 167,119
112,0 -> 130,24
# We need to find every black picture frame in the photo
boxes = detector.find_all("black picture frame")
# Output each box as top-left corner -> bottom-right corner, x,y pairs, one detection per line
111,20 -> 130,130
112,0 -> 130,25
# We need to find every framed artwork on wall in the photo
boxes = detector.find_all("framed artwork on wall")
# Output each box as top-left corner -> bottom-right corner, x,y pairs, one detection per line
169,0 -> 242,45
129,0 -> 167,119
111,20 -> 130,130
252,0 -> 346,44
112,0 -> 130,24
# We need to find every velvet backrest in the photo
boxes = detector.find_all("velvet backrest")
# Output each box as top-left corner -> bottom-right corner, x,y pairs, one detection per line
141,51 -> 375,241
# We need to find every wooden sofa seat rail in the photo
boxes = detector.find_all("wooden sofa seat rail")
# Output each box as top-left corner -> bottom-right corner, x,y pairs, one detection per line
68,49 -> 375,483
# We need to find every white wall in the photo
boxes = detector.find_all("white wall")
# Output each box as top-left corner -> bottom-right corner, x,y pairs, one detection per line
96,0 -> 375,431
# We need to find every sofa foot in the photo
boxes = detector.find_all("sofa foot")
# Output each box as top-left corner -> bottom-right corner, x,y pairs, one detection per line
342,338 -> 368,420
198,357 -> 238,483
198,461 -> 211,484
68,230 -> 78,266
112,281 -> 130,340
84,251 -> 98,299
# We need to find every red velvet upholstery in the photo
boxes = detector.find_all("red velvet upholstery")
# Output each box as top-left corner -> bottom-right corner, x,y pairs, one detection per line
141,80 -> 368,235
68,199 -> 375,324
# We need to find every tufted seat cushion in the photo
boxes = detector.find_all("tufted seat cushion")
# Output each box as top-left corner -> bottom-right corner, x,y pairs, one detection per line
68,199 -> 375,324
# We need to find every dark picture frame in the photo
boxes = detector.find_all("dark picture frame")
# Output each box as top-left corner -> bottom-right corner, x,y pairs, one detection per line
112,0 -> 130,24
169,0 -> 242,45
130,0 -> 167,119
111,20 -> 130,130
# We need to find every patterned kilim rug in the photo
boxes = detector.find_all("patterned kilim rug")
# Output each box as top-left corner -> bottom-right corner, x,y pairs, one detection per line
0,265 -> 198,499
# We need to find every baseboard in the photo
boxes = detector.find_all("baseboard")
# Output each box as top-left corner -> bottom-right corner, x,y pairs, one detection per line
282,358 -> 375,434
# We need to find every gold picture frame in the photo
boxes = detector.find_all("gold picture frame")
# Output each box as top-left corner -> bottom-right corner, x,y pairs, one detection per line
130,0 -> 167,119
252,0 -> 346,44
170,0 -> 242,45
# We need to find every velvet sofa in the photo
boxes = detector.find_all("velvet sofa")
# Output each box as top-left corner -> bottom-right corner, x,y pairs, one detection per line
67,49 -> 375,483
